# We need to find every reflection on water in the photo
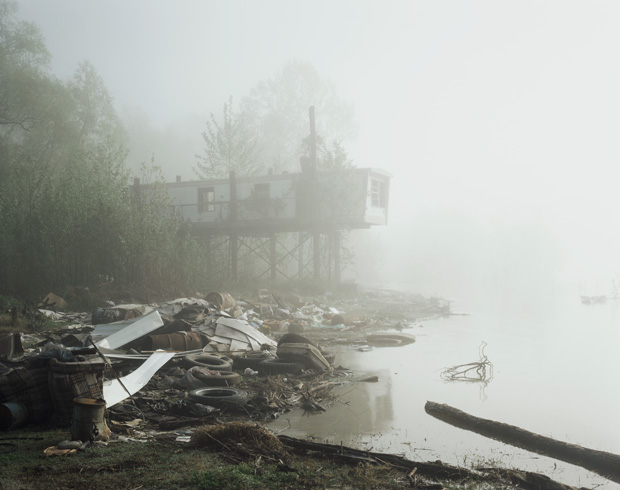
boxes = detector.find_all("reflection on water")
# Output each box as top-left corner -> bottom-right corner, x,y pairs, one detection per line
275,368 -> 395,447
269,293 -> 620,490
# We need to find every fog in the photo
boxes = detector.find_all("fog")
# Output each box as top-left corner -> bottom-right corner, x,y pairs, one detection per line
18,0 -> 620,303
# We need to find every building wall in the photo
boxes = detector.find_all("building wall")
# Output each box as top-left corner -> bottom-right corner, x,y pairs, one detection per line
162,168 -> 390,228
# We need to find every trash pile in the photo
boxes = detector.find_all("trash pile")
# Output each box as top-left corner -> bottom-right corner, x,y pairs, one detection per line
1,288 -> 439,442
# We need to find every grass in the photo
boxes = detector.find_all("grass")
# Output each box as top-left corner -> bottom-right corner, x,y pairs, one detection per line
0,424 -> 555,490
190,459 -> 410,490
0,425 -> 414,490
190,462 -> 303,490
0,426 -> 214,490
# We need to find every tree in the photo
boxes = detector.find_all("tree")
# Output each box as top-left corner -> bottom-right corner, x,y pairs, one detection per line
194,96 -> 262,179
302,136 -> 354,171
0,1 -> 207,298
69,61 -> 126,150
241,60 -> 357,172
0,0 -> 51,131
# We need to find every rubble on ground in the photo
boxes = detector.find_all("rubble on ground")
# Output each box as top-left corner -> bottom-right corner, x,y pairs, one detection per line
0,288 -> 450,438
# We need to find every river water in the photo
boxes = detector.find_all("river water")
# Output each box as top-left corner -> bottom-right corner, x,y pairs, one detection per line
271,290 -> 620,490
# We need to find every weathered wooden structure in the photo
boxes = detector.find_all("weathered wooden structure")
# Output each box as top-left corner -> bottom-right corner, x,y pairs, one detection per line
137,106 -> 391,286
159,164 -> 390,285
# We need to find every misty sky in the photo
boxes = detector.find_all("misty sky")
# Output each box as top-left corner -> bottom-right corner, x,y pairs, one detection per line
17,0 -> 620,297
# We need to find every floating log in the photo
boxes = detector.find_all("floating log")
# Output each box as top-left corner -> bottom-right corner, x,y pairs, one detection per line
425,401 -> 620,484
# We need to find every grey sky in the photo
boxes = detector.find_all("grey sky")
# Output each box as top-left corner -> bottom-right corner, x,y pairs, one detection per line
16,0 -> 620,292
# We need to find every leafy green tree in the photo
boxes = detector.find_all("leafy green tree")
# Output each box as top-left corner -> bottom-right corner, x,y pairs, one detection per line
241,60 -> 357,172
0,0 -> 51,131
0,1 -> 208,298
194,96 -> 262,178
0,0 -> 59,293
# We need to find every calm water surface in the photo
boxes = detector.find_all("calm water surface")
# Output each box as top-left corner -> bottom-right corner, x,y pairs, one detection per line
270,292 -> 620,490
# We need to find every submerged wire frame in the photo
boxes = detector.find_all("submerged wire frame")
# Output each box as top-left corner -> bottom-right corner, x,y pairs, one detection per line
441,341 -> 494,384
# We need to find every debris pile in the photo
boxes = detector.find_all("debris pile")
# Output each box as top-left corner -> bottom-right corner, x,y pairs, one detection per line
0,288 -> 444,437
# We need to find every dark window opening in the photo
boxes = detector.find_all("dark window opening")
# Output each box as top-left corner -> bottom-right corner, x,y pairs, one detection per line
371,179 -> 387,208
198,187 -> 215,212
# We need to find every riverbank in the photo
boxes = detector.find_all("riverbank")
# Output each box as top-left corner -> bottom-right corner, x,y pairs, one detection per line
0,423 -> 587,490
1,287 -> 616,489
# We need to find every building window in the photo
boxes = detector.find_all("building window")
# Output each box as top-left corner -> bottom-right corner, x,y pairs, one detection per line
371,179 -> 387,208
198,187 -> 215,212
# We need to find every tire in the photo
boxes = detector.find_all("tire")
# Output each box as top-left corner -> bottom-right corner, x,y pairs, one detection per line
277,333 -> 316,347
276,343 -> 330,371
278,334 -> 335,364
188,387 -> 248,407
232,352 -> 274,371
367,332 -> 415,346
366,337 -> 402,347
192,370 -> 242,387
184,354 -> 233,372
258,358 -> 304,375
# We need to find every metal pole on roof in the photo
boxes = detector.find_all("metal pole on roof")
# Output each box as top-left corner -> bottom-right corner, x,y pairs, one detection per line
270,233 -> 277,283
229,170 -> 238,280
333,230 -> 341,285
309,106 -> 317,174
309,106 -> 321,283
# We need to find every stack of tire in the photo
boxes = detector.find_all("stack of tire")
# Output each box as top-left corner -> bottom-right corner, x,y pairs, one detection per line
182,353 -> 247,408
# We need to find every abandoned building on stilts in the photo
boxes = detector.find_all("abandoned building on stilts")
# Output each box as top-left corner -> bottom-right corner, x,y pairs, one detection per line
153,165 -> 390,286
135,108 -> 390,287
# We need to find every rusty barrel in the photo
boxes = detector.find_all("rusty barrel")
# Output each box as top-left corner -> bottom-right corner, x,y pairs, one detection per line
0,402 -> 28,431
70,397 -> 110,442
145,332 -> 204,351
206,291 -> 236,310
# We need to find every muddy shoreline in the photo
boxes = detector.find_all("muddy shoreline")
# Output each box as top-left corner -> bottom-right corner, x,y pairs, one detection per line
1,287 -> 611,489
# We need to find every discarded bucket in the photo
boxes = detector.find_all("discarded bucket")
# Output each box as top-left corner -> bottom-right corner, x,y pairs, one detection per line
0,332 -> 23,359
206,291 -> 236,310
70,397 -> 111,442
0,402 -> 28,431
145,332 -> 204,351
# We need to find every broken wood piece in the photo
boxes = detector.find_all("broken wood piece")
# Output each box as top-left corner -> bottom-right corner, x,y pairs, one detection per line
407,466 -> 418,485
424,401 -> 620,484
278,435 -> 583,490
278,435 -> 477,480
307,381 -> 339,394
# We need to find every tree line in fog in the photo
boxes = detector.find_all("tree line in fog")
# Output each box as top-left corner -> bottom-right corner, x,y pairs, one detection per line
0,0 -> 202,298
0,0 -> 355,299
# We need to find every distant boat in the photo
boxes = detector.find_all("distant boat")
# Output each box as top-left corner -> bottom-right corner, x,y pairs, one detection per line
581,295 -> 607,305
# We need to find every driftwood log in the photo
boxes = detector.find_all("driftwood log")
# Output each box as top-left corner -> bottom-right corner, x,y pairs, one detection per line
425,401 -> 620,484
279,434 -> 481,479
278,435 -> 583,490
